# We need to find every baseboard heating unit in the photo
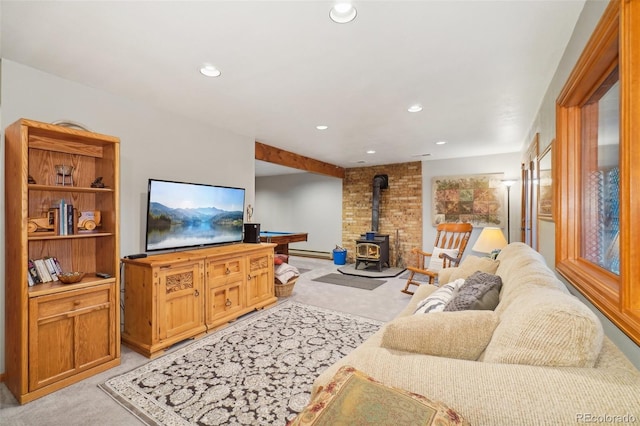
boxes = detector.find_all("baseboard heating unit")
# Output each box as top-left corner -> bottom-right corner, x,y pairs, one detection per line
288,249 -> 332,260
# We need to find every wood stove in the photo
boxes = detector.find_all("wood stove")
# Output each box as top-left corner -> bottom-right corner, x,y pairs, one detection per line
355,233 -> 390,271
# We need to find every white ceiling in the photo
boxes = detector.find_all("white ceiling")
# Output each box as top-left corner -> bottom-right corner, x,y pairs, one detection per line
1,1 -> 585,176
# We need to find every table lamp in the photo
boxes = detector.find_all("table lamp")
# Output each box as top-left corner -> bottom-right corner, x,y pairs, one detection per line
472,227 -> 508,259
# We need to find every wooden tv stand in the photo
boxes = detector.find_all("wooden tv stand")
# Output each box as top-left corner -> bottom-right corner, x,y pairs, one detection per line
121,243 -> 277,358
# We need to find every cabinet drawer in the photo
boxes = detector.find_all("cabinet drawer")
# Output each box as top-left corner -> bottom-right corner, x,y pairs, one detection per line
206,257 -> 244,286
34,285 -> 111,319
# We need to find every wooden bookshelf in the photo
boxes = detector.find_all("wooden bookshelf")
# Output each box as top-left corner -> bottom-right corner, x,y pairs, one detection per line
4,118 -> 121,404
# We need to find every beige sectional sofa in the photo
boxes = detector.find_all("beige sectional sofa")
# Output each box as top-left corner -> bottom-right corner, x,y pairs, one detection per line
313,243 -> 640,425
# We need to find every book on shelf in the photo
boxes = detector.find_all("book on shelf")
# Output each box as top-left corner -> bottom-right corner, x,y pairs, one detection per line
58,199 -> 66,235
56,200 -> 76,235
27,259 -> 41,285
67,205 -> 76,235
27,256 -> 66,286
33,258 -> 52,282
44,257 -> 59,281
50,256 -> 63,275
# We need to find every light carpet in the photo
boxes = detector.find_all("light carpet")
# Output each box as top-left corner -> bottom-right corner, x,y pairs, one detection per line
99,301 -> 382,426
312,273 -> 386,290
398,270 -> 433,283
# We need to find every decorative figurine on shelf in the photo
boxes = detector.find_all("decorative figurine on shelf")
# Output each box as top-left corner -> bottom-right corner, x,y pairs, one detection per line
78,211 -> 102,231
55,164 -> 74,186
246,204 -> 254,223
28,175 -> 36,184
91,177 -> 105,188
27,211 -> 57,235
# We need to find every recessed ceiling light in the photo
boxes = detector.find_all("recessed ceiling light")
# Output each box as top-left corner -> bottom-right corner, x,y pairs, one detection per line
408,104 -> 423,113
435,141 -> 447,145
330,2 -> 357,24
316,125 -> 328,130
366,150 -> 376,154
200,64 -> 221,77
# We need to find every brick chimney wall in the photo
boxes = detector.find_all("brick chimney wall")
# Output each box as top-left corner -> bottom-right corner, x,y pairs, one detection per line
342,162 -> 422,267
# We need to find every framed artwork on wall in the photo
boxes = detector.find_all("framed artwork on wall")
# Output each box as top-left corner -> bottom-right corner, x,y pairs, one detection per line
538,141 -> 553,221
431,173 -> 505,227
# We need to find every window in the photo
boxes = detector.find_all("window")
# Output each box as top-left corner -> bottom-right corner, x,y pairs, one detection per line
581,76 -> 620,275
556,0 -> 640,345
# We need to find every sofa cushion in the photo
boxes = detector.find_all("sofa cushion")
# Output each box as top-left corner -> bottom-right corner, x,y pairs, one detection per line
427,247 -> 459,272
382,310 -> 499,360
291,365 -> 470,426
444,271 -> 503,311
414,279 -> 464,314
438,255 -> 500,284
494,243 -> 569,316
483,287 -> 604,367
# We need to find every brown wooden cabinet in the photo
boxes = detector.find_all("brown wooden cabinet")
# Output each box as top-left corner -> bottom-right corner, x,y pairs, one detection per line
4,119 -> 121,404
121,256 -> 207,357
28,284 -> 116,391
157,261 -> 205,342
246,250 -> 275,306
205,255 -> 246,326
122,244 -> 276,358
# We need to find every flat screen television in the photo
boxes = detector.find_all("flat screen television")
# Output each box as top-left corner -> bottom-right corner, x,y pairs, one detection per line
145,178 -> 245,252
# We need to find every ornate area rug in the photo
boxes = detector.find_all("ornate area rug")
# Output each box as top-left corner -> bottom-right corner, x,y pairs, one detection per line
100,301 -> 382,425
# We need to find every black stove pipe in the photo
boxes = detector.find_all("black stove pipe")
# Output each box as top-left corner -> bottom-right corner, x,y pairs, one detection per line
371,174 -> 389,232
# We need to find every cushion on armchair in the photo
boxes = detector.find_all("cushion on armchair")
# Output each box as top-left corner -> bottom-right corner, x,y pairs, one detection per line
426,247 -> 459,272
382,310 -> 499,360
288,365 -> 469,426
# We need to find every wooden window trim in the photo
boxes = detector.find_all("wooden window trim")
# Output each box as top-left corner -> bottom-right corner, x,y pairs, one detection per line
556,0 -> 640,345
521,134 -> 539,248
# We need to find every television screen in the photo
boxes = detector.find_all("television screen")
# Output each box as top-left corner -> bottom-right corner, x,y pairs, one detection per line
145,179 -> 245,252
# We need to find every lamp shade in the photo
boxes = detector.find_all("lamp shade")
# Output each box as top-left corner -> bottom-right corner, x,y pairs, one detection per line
472,227 -> 508,254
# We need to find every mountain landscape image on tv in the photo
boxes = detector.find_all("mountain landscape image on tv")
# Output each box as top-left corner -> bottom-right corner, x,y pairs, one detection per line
145,179 -> 245,251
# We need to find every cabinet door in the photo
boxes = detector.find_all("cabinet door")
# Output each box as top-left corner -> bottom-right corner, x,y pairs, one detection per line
28,284 -> 115,391
246,250 -> 274,306
207,282 -> 244,325
156,262 -> 204,340
205,256 -> 245,327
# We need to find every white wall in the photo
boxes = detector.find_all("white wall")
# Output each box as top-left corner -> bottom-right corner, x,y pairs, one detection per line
255,172 -> 342,253
421,152 -> 522,257
0,60 -> 256,373
525,1 -> 640,368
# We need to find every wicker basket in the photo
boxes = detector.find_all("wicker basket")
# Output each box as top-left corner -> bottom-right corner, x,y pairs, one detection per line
275,276 -> 298,297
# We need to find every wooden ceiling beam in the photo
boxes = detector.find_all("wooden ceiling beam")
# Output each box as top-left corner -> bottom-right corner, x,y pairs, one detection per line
255,141 -> 345,179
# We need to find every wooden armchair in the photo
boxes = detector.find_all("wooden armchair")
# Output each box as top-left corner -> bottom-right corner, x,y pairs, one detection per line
401,223 -> 473,295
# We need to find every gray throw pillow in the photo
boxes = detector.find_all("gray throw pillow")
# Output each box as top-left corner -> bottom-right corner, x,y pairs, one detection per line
444,271 -> 502,311
469,285 -> 501,310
